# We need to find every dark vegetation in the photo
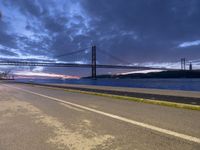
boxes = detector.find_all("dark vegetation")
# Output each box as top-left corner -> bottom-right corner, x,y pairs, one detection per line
84,70 -> 200,79
0,70 -> 14,80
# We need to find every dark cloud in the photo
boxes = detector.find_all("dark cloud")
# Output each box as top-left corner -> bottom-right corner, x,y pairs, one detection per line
0,19 -> 17,48
0,0 -> 200,75
0,49 -> 18,56
43,16 -> 67,33
80,0 -> 200,62
3,0 -> 43,17
82,0 -> 200,39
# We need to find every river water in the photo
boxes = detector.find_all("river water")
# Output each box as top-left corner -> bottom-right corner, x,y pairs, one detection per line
16,78 -> 200,92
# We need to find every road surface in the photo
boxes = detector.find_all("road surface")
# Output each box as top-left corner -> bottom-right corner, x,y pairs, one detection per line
18,82 -> 200,105
0,82 -> 200,150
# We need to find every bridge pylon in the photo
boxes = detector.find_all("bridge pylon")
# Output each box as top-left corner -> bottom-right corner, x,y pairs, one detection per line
92,45 -> 97,79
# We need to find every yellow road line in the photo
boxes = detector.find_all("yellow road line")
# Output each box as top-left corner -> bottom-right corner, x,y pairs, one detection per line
25,83 -> 200,111
4,84 -> 200,144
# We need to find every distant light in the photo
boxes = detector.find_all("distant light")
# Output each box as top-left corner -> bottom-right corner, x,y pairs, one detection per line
178,40 -> 200,48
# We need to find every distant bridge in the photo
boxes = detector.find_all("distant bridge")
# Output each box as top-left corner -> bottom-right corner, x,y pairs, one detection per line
0,46 -> 177,78
0,60 -> 169,69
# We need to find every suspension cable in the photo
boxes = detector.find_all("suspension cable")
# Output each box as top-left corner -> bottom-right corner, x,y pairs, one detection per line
98,48 -> 131,64
54,47 -> 91,58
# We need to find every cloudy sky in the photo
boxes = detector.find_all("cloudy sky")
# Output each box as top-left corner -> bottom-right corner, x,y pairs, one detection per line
0,0 -> 200,77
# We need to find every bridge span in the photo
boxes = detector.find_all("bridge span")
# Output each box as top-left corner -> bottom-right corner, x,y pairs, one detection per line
0,46 -> 176,78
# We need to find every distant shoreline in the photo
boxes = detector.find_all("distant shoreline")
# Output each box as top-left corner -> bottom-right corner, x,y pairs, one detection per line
84,70 -> 200,79
0,79 -> 15,80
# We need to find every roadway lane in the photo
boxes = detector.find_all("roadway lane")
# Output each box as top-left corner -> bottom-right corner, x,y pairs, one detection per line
15,82 -> 200,105
0,83 -> 200,150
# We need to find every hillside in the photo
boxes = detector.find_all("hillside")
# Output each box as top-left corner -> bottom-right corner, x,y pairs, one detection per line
84,70 -> 200,79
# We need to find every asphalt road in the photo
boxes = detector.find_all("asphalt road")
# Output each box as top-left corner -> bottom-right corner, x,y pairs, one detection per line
17,82 -> 200,105
0,82 -> 200,150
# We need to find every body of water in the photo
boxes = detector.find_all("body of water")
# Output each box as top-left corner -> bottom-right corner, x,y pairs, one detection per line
16,78 -> 200,92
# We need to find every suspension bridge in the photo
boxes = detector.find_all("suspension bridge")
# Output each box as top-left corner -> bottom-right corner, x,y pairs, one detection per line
0,46 -> 196,78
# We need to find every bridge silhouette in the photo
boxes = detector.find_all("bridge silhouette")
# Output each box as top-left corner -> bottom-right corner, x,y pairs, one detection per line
0,46 -> 179,78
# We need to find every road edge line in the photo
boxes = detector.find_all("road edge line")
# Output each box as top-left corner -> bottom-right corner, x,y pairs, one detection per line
4,84 -> 200,144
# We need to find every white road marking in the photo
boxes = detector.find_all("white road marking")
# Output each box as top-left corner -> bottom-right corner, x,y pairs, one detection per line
4,84 -> 200,144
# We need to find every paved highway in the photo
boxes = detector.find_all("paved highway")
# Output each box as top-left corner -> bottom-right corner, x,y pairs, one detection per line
37,83 -> 200,105
0,82 -> 200,150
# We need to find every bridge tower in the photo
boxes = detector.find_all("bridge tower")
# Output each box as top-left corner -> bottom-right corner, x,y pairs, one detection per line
91,45 -> 97,79
189,62 -> 192,71
181,58 -> 186,70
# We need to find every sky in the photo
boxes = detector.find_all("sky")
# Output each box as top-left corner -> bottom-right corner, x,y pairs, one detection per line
0,0 -> 200,77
